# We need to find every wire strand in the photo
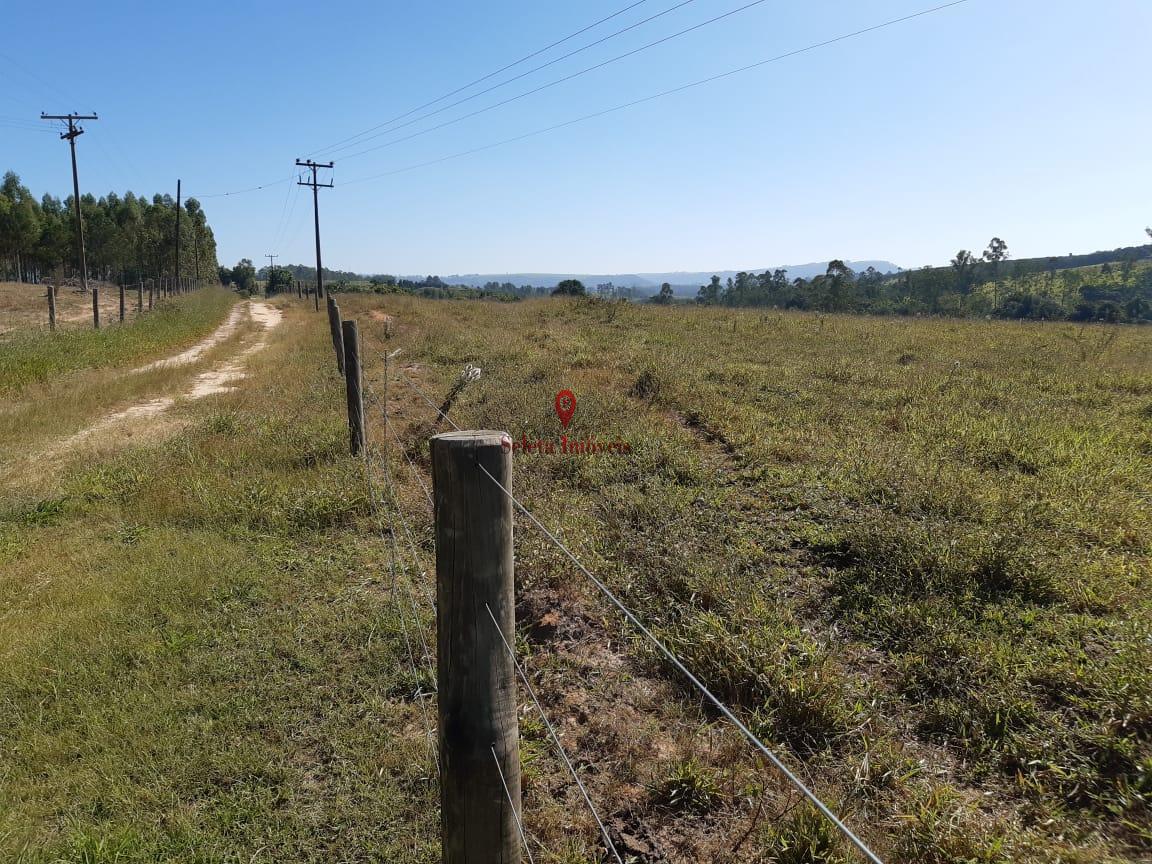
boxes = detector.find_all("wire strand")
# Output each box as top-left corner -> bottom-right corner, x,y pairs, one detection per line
476,466 -> 884,864
341,0 -> 969,188
392,365 -> 463,431
361,437 -> 441,776
336,0 -> 765,162
310,0 -> 654,156
485,604 -> 624,864
492,745 -> 538,864
385,416 -> 435,509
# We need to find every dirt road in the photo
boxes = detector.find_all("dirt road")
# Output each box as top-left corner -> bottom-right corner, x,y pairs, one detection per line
59,301 -> 283,450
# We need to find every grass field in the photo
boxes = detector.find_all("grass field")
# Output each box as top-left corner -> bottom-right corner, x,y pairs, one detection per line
1,293 -> 1148,863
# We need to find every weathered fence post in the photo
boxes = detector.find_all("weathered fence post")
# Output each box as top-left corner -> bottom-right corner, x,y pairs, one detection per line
148,279 -> 154,311
92,284 -> 100,329
431,430 -> 521,864
119,281 -> 126,322
137,282 -> 144,314
327,296 -> 345,374
342,320 -> 365,455
47,284 -> 56,331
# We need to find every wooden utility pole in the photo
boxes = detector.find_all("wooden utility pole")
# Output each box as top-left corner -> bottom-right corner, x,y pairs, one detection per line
137,281 -> 144,314
41,113 -> 97,295
266,253 -> 278,295
119,279 -> 126,322
174,180 -> 182,293
341,320 -> 365,455
431,431 -> 521,864
47,284 -> 56,331
295,159 -> 333,310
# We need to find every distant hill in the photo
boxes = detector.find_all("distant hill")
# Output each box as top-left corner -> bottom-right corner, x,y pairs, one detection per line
436,260 -> 901,296
434,272 -> 656,290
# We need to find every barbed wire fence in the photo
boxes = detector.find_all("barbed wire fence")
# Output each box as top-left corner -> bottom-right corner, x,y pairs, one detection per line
37,270 -> 205,332
324,301 -> 886,864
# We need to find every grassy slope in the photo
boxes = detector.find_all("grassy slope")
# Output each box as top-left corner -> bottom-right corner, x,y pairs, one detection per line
1,294 -> 1148,863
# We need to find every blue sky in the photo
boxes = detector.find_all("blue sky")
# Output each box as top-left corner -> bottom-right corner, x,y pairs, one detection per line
2,0 -> 1149,275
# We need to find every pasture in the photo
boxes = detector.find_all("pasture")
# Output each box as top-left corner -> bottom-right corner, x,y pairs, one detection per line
0,293 -> 1148,863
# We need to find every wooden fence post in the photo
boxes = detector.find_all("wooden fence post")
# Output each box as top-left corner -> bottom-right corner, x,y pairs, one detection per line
342,320 -> 365,455
431,430 -> 521,864
137,282 -> 144,314
327,296 -> 345,374
92,284 -> 100,329
119,281 -> 126,322
148,279 -> 154,311
47,284 -> 56,331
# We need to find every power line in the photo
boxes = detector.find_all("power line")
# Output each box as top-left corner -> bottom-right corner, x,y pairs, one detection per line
331,0 -> 771,163
341,0 -> 971,188
310,0 -> 655,157
0,52 -> 80,109
188,178 -> 290,199
269,168 -> 299,250
319,0 -> 703,158
0,120 -> 56,133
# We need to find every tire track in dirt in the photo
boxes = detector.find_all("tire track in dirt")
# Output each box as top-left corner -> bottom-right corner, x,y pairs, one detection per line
57,301 -> 282,451
131,302 -> 250,373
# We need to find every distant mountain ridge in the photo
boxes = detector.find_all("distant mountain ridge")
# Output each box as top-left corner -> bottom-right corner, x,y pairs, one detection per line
434,260 -> 900,295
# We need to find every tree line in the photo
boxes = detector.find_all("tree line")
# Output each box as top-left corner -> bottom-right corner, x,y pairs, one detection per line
0,171 -> 220,285
685,237 -> 1152,322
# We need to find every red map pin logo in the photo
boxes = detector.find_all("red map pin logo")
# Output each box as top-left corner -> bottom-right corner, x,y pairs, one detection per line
555,390 -> 577,428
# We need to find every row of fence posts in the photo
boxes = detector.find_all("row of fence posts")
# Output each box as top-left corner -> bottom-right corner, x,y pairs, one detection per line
286,277 -> 324,313
45,275 -> 203,332
324,301 -> 521,863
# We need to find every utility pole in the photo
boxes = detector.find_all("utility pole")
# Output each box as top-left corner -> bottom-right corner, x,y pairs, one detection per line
194,220 -> 201,288
41,112 -> 98,293
174,180 -> 182,293
266,253 -> 279,294
296,159 -> 333,311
